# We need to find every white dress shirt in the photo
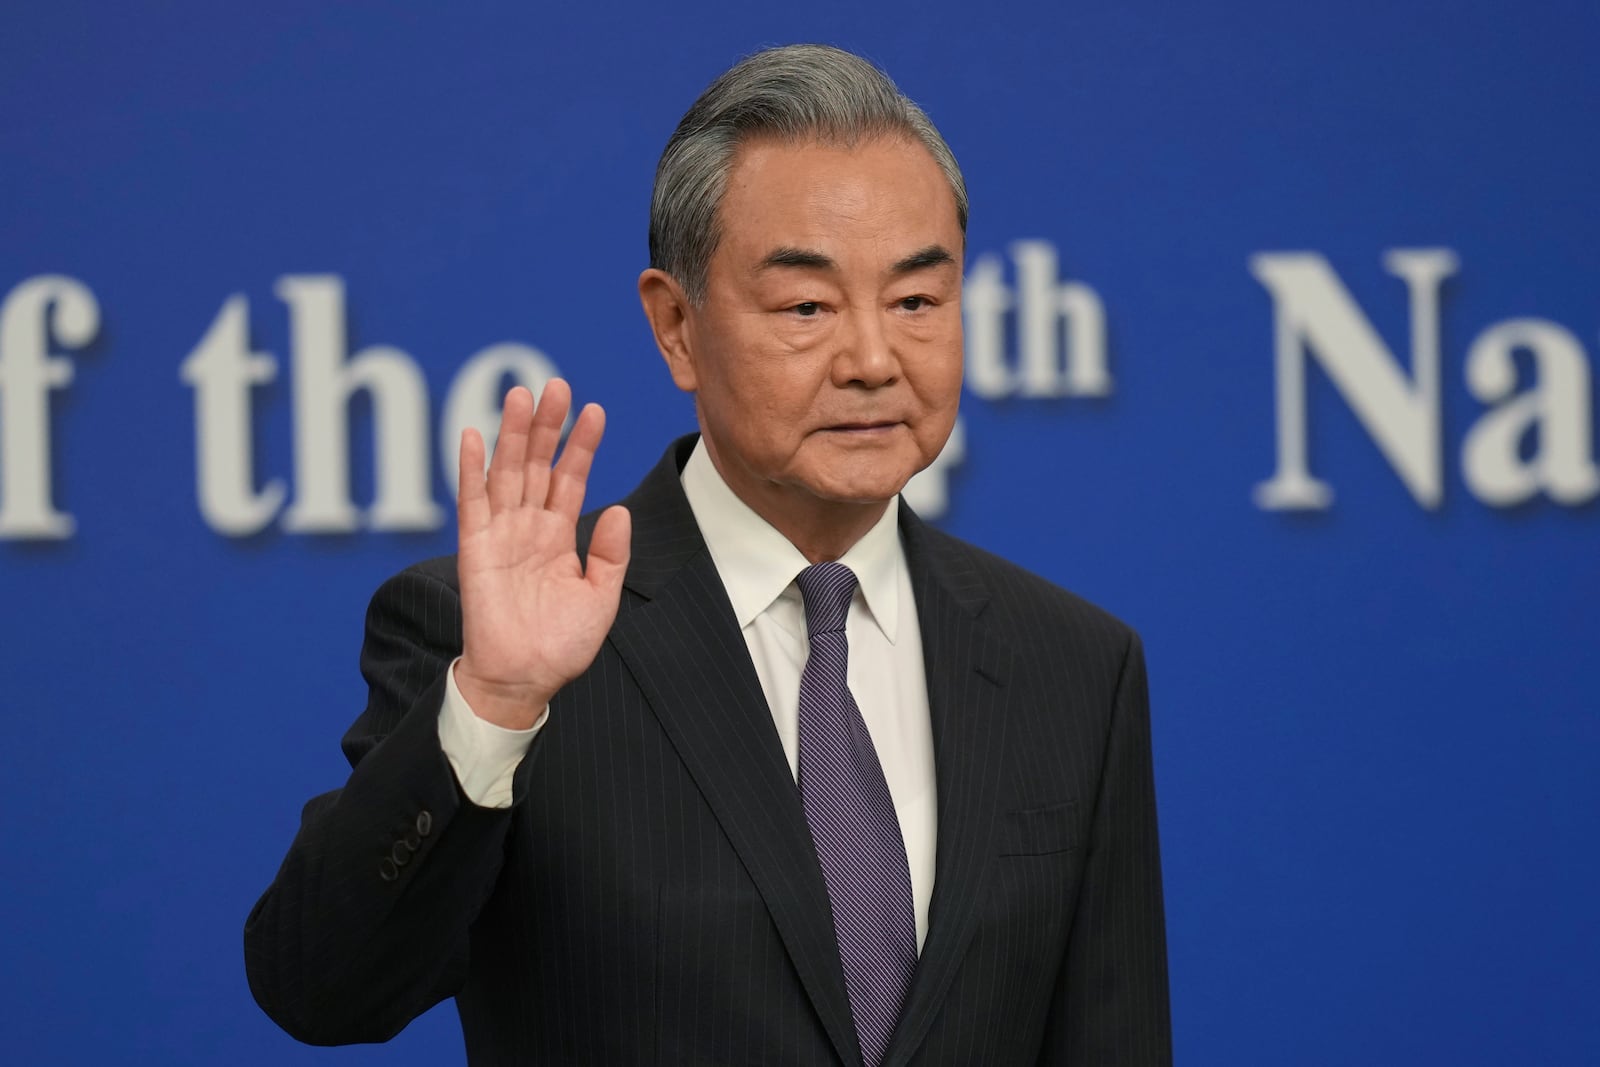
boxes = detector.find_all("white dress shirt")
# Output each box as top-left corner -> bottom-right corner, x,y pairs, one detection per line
438,439 -> 938,950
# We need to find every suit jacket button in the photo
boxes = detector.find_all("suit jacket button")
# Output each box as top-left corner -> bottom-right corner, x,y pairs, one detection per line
415,811 -> 433,837
379,857 -> 399,882
391,841 -> 412,867
403,831 -> 421,851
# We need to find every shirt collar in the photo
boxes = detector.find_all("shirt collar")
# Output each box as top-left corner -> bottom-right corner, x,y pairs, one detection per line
680,438 -> 904,644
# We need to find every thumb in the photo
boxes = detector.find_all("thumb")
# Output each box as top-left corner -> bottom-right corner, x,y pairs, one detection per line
584,505 -> 632,597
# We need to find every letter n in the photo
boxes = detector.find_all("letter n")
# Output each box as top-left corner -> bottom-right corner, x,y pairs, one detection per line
1249,249 -> 1458,510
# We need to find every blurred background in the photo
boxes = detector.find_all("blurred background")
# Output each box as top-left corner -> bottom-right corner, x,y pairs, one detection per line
2,2 -> 1596,1062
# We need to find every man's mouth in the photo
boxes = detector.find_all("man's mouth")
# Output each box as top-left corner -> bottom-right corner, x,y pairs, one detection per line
823,420 -> 900,432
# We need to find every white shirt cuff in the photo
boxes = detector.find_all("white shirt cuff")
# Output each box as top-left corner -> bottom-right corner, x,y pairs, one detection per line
436,658 -> 547,809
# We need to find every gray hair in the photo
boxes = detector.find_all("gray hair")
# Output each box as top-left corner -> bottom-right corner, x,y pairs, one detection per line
649,44 -> 969,304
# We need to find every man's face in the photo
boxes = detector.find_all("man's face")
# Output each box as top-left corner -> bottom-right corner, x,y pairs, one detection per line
668,135 -> 965,527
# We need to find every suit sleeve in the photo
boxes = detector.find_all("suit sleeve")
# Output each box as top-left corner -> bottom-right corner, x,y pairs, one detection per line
1038,630 -> 1172,1064
243,566 -> 521,1045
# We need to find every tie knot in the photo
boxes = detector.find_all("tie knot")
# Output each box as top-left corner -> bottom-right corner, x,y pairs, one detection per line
795,561 -> 858,636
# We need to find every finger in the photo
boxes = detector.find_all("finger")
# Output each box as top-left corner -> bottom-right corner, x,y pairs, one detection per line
457,427 -> 490,537
546,402 -> 605,521
584,505 -> 632,599
521,378 -> 572,508
486,386 -> 535,513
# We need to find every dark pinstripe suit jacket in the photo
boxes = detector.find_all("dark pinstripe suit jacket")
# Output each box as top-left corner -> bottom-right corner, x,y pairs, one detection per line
246,435 -> 1170,1065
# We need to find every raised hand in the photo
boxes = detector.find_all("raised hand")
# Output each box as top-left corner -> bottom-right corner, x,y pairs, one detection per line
453,379 -> 631,729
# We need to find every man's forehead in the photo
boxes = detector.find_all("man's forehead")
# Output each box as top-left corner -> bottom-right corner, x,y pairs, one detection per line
714,136 -> 962,265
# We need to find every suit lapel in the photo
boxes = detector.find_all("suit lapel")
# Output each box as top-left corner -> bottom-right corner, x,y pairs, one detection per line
601,438 -> 862,1067
884,510 -> 1014,1067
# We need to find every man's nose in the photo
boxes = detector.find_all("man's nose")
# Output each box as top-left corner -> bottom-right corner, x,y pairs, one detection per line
832,307 -> 899,388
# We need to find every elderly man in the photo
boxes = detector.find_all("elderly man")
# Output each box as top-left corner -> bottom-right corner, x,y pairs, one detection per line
246,44 -> 1170,1066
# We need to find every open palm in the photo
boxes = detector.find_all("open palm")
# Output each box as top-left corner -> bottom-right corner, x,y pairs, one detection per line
454,380 -> 631,730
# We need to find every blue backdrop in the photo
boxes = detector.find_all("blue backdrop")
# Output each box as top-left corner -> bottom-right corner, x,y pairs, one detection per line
3,2 -> 1596,1063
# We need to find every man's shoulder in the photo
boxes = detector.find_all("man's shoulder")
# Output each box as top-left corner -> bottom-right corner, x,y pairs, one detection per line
372,554 -> 462,599
913,522 -> 1137,651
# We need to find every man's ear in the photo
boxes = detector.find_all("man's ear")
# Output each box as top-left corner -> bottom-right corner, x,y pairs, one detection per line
638,268 -> 698,393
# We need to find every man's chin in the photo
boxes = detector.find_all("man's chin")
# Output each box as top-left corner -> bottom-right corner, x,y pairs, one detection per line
801,472 -> 915,508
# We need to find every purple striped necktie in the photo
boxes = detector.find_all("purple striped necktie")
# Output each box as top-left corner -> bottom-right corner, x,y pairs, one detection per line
795,561 -> 917,1067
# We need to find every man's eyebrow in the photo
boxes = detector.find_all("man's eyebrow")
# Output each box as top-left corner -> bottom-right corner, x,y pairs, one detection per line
890,245 -> 957,274
758,246 -> 836,272
755,245 -> 958,275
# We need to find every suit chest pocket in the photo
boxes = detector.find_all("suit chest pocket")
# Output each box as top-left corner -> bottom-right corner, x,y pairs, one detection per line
996,801 -> 1080,856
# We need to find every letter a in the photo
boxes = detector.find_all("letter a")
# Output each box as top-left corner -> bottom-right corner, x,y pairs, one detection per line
1462,318 -> 1600,506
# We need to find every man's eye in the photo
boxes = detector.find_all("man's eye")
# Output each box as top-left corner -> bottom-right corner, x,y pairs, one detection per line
899,295 -> 930,311
791,301 -> 821,317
